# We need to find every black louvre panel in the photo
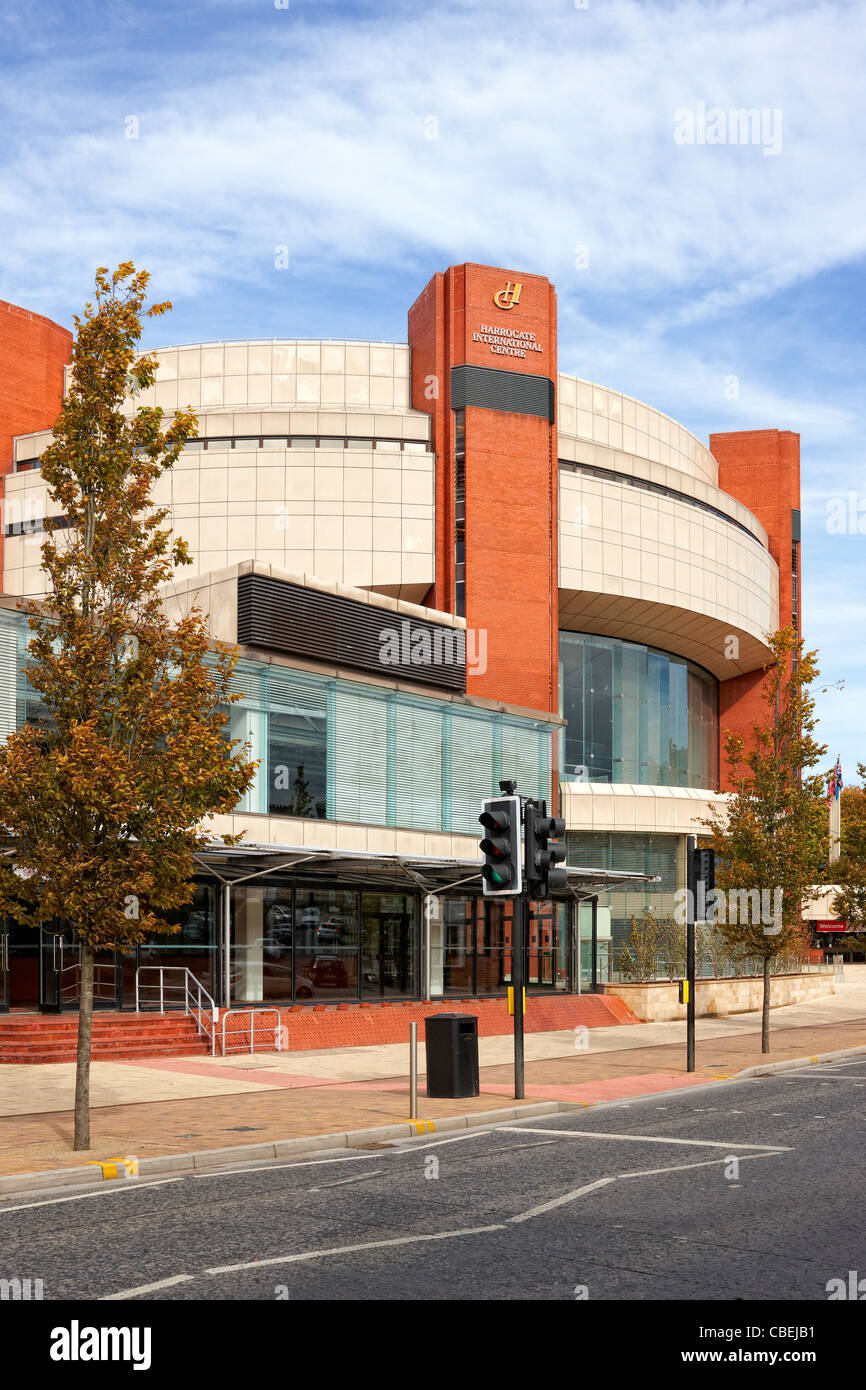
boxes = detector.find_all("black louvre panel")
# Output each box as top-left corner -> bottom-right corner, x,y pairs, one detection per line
237,573 -> 466,692
450,364 -> 555,422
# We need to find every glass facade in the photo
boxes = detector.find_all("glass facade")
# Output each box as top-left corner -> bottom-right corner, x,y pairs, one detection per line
566,831 -> 682,965
224,883 -> 571,1005
559,632 -> 718,790
0,608 -> 553,837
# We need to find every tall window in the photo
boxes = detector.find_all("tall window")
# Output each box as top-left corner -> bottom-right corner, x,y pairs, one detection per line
268,709 -> 327,817
453,409 -> 466,618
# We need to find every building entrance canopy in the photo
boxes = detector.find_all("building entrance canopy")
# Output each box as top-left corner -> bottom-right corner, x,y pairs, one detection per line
194,840 -> 659,898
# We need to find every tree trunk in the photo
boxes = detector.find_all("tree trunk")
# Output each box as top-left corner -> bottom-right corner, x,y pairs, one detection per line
73,946 -> 93,1150
762,953 -> 771,1055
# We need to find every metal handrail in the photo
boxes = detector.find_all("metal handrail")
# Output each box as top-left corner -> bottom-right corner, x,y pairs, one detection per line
220,1008 -> 283,1056
57,962 -> 117,1004
135,965 -> 218,1056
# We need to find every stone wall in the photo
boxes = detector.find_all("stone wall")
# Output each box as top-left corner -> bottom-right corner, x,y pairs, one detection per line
602,972 -> 834,1023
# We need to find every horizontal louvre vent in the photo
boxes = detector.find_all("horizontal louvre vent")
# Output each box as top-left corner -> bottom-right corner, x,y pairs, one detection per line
238,573 -> 464,692
450,364 -> 555,422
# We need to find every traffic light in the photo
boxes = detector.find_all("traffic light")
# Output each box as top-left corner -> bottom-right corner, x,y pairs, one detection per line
693,847 -> 715,894
525,802 -> 567,899
479,795 -> 522,897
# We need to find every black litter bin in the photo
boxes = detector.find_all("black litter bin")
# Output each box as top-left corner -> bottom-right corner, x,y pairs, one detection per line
425,1013 -> 479,1098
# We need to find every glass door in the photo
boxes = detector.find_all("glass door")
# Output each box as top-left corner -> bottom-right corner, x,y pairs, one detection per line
0,929 -> 8,1012
39,929 -> 120,1012
40,929 -> 74,1012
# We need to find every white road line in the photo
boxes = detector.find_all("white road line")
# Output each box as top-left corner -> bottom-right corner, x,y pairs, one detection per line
101,1274 -> 194,1301
617,1150 -> 783,1182
508,1177 -> 615,1223
494,1127 -> 790,1152
192,1134 -> 499,1178
204,1224 -> 508,1274
0,1177 -> 183,1215
773,1071 -> 866,1082
308,1169 -> 384,1191
103,1143 -> 793,1294
192,1155 -> 379,1178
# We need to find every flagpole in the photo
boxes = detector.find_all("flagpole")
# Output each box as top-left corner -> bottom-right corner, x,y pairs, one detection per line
829,757 -> 842,866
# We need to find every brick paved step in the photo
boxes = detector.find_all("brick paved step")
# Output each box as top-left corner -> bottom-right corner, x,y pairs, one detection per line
1,1043 -> 211,1063
0,1012 -> 208,1062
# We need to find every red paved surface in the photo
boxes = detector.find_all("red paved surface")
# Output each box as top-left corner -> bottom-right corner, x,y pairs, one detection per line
0,994 -> 638,1063
278,994 -> 638,1050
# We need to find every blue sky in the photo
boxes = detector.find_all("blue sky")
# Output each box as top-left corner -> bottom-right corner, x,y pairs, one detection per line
1,0 -> 864,780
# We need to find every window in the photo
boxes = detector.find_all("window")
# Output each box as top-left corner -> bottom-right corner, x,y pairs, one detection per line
268,708 -> 327,818
294,889 -> 358,1000
454,410 -> 466,618
560,632 -> 718,790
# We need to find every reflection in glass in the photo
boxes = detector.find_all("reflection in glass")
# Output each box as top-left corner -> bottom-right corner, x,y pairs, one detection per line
560,632 -> 718,790
294,889 -> 358,1000
361,893 -> 417,998
268,709 -> 326,818
139,885 -> 217,997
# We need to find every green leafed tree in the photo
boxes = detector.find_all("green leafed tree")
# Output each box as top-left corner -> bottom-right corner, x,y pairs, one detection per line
0,264 -> 257,1149
703,627 -> 828,1052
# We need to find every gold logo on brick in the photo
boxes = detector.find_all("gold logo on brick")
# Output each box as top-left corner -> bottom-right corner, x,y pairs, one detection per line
493,281 -> 522,310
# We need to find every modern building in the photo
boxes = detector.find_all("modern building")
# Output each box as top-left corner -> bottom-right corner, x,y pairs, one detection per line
0,263 -> 801,1016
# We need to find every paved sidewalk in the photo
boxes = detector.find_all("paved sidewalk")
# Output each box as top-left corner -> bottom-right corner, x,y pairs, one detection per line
1,975 -> 864,1179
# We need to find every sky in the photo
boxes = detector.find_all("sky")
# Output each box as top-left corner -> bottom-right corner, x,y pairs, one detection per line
1,0 -> 864,778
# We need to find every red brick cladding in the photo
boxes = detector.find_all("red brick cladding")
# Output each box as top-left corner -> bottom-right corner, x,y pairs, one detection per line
0,299 -> 71,570
408,264 -> 558,717
710,429 -> 801,791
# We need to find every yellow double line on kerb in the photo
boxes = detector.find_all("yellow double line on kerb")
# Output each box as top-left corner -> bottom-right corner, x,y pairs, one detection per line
86,1156 -> 139,1180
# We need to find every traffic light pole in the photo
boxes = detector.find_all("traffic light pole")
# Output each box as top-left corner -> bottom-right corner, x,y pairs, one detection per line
512,891 -> 526,1100
686,833 -> 696,1073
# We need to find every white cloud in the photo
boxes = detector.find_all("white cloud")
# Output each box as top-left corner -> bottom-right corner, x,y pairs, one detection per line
0,0 -> 864,315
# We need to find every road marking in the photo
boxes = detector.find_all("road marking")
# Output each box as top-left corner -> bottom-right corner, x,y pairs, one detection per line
192,1155 -> 378,1178
308,1170 -> 384,1191
494,1127 -> 790,1152
0,1178 -> 183,1215
509,1177 -> 615,1223
617,1150 -> 782,1182
101,1274 -> 193,1301
204,1224 -> 508,1274
774,1071 -> 866,1082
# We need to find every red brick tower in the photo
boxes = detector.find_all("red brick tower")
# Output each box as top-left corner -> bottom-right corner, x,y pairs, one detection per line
0,300 -> 71,571
408,264 -> 559,716
710,429 -> 802,791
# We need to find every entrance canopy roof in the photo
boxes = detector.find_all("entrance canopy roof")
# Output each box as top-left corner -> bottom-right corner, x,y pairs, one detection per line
194,841 -> 660,899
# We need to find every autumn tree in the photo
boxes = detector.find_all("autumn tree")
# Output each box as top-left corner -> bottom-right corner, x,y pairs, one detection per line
0,265 -> 256,1150
703,627 -> 828,1052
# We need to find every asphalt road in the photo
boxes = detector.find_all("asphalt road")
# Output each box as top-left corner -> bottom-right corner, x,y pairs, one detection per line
4,1058 -> 866,1302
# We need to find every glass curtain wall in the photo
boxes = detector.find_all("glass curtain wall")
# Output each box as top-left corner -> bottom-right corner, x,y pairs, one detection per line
559,632 -> 718,789
434,894 -> 574,996
566,832 -> 682,967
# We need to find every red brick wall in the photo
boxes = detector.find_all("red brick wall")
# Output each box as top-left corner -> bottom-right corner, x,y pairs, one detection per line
408,264 -> 558,716
0,299 -> 71,571
711,429 -> 801,789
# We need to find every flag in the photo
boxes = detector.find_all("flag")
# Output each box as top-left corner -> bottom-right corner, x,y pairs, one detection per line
828,757 -> 843,804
